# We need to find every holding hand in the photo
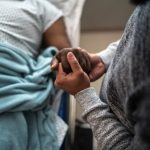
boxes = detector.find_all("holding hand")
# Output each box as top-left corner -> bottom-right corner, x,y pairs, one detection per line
88,52 -> 106,82
57,48 -> 91,74
51,47 -> 106,82
55,52 -> 90,95
51,48 -> 91,74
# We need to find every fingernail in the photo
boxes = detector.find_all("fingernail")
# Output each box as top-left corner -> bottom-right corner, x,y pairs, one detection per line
51,64 -> 54,68
51,65 -> 55,69
68,52 -> 74,58
50,63 -> 55,68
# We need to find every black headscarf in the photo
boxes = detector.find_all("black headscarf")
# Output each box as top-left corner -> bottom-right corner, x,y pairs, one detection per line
130,0 -> 150,5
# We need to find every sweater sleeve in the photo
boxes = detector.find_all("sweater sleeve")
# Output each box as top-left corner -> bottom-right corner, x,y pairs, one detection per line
98,40 -> 120,69
75,87 -> 132,150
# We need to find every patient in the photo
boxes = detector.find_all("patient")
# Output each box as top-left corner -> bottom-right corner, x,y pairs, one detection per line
0,0 -> 71,150
0,0 -> 70,56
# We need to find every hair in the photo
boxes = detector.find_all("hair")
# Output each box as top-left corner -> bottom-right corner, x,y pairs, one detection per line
130,0 -> 150,5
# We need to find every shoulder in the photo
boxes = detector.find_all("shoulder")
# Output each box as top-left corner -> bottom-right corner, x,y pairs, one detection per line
29,0 -> 59,11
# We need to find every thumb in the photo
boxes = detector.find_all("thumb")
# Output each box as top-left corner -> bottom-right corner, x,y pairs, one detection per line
57,63 -> 66,77
67,52 -> 82,73
51,58 -> 59,71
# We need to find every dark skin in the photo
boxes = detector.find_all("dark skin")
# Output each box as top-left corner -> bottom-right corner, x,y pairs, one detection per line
51,47 -> 106,82
54,52 -> 91,95
55,48 -> 91,74
45,0 -> 147,50
43,17 -> 71,50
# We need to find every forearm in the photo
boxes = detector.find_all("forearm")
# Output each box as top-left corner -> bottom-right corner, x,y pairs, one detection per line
75,87 -> 132,150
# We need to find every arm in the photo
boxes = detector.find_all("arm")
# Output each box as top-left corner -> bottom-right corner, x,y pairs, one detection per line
75,84 -> 150,150
54,52 -> 132,149
55,52 -> 150,150
43,17 -> 71,50
75,88 -> 132,150
38,1 -> 71,50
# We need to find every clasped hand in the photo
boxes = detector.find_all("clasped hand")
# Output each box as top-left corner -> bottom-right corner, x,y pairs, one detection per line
54,52 -> 90,95
51,48 -> 106,95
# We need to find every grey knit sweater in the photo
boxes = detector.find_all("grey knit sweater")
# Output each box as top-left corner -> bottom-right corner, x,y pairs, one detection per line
75,1 -> 150,150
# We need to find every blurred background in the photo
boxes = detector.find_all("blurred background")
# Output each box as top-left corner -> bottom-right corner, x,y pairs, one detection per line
74,0 -> 135,149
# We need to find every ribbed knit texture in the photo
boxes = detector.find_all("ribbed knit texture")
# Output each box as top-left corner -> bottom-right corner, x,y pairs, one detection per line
75,1 -> 150,149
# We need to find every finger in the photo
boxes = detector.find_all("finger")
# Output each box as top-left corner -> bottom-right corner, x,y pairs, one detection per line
77,47 -> 87,53
55,63 -> 66,87
76,47 -> 81,50
67,52 -> 82,73
51,59 -> 59,70
89,63 -> 105,82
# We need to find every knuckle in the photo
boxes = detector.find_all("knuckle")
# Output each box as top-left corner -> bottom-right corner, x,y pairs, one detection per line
72,61 -> 78,66
54,80 -> 58,87
54,79 -> 62,87
77,71 -> 84,77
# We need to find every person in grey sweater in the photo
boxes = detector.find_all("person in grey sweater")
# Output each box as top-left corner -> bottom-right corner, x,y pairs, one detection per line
54,0 -> 150,149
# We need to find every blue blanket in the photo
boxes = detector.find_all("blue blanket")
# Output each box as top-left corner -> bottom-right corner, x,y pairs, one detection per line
0,43 -> 67,150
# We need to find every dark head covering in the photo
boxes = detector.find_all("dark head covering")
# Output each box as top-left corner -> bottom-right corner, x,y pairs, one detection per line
130,0 -> 149,5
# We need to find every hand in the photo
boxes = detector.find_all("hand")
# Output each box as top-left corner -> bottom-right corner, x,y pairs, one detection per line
51,48 -> 91,74
51,56 -> 59,71
88,52 -> 106,82
51,47 -> 106,82
54,52 -> 90,95
78,48 -> 106,82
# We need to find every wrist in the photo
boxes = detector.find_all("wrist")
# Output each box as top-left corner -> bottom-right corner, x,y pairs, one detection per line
74,87 -> 101,115
72,84 -> 90,95
74,87 -> 92,97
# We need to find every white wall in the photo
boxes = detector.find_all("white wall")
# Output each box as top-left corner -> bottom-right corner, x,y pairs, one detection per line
81,0 -> 135,30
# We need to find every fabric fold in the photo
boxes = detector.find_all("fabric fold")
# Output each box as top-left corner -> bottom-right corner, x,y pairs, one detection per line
0,43 -> 68,150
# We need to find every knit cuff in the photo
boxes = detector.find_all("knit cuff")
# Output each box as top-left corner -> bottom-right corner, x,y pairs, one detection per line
74,87 -> 101,115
